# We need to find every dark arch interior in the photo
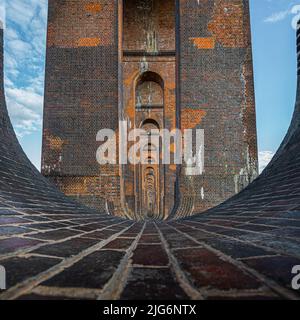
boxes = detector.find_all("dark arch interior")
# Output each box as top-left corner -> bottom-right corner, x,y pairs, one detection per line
141,118 -> 160,129
136,71 -> 164,88
136,72 -> 164,109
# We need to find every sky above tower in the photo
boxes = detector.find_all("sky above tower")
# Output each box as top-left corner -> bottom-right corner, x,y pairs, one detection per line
0,0 -> 299,173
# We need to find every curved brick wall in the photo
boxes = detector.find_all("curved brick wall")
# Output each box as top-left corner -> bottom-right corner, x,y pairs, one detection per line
0,21 -> 300,300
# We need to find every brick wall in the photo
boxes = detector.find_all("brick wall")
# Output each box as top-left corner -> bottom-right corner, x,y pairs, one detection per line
42,0 -> 122,215
176,0 -> 258,217
42,0 -> 258,219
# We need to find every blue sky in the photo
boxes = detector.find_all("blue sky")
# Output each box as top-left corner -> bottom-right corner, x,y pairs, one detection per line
0,0 -> 299,172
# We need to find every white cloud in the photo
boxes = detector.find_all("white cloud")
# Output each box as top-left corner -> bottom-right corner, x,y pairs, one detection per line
264,3 -> 300,28
258,151 -> 275,173
264,9 -> 290,23
5,82 -> 44,137
6,87 -> 43,112
3,0 -> 48,137
7,39 -> 32,57
0,0 -> 6,29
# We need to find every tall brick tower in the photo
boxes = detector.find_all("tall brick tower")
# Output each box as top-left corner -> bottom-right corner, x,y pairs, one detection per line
42,0 -> 258,220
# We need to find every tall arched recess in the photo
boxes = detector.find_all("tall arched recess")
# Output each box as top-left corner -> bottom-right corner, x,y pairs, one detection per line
120,0 -> 178,220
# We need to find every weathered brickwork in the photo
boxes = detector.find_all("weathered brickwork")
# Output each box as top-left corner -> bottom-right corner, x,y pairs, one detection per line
42,0 -> 258,219
42,0 -> 122,216
177,0 -> 258,217
1,20 -> 300,300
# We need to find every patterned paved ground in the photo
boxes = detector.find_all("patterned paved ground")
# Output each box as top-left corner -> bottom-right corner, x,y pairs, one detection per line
0,206 -> 299,300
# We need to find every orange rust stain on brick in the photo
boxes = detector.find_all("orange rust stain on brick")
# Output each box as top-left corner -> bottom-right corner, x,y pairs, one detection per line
124,71 -> 140,120
190,37 -> 215,49
77,37 -> 101,47
47,23 -> 55,47
208,2 -> 246,48
170,164 -> 177,171
124,70 -> 140,87
63,180 -> 88,195
47,2 -> 115,48
181,109 -> 207,130
61,177 -> 99,195
165,79 -> 176,90
46,135 -> 65,151
84,3 -> 102,13
125,181 -> 134,196
80,98 -> 92,109
125,94 -> 135,120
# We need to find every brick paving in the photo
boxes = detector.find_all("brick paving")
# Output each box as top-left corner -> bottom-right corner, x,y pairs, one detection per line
0,211 -> 299,300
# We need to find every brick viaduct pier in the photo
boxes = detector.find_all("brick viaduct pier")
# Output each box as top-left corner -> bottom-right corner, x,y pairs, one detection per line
0,17 -> 300,300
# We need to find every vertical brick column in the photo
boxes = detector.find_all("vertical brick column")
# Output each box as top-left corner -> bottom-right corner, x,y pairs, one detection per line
42,1 -> 121,214
177,0 -> 258,217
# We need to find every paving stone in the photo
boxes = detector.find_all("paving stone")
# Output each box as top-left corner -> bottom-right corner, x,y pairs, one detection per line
181,230 -> 215,241
0,256 -> 60,288
80,231 -> 107,240
121,225 -> 143,237
252,235 -> 300,256
26,223 -> 69,230
243,256 -> 300,291
235,224 -> 278,232
160,231 -> 200,249
206,294 -> 282,300
0,210 -> 21,215
0,217 -> 29,225
23,216 -> 52,222
143,223 -> 158,234
267,227 -> 300,239
217,229 -> 255,238
27,229 -> 80,241
17,294 -> 84,300
0,237 -> 43,255
0,226 -> 31,236
71,224 -> 106,232
139,234 -> 161,244
173,248 -> 261,291
103,237 -> 135,250
132,244 -> 169,266
31,238 -> 100,258
41,250 -> 125,289
202,238 -> 274,259
121,268 -> 189,300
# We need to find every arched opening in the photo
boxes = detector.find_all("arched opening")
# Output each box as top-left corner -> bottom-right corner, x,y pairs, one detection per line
141,118 -> 160,129
121,0 -> 177,220
136,72 -> 164,109
136,117 -> 162,219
